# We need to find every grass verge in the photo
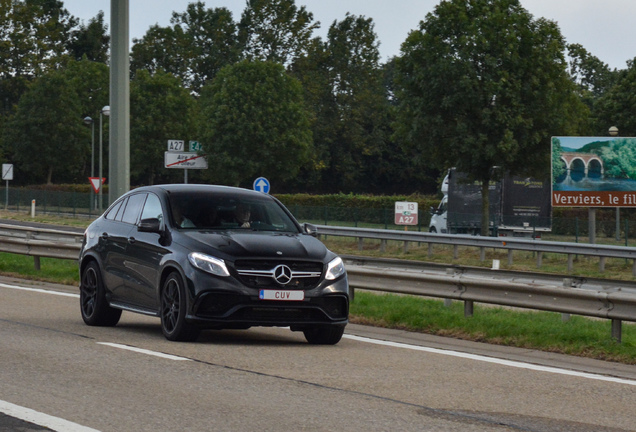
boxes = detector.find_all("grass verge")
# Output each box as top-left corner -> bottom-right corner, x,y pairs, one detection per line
350,292 -> 635,364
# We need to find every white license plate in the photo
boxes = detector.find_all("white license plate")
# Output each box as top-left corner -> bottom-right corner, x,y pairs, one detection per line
259,289 -> 304,301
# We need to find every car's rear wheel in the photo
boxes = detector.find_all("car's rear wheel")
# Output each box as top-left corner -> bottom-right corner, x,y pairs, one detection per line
303,325 -> 345,345
80,261 -> 122,326
160,272 -> 200,342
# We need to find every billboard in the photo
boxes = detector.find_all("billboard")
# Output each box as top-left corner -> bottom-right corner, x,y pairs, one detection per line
552,136 -> 636,207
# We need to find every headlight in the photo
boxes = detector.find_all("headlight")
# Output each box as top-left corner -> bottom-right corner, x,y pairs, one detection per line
325,257 -> 346,280
188,252 -> 230,277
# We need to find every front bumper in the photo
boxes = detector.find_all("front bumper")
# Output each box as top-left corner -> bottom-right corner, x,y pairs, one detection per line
184,268 -> 350,329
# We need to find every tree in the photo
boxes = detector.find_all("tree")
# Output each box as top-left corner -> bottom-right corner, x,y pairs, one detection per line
395,0 -> 584,234
0,0 -> 76,116
290,14 -> 395,193
131,2 -> 239,93
2,69 -> 85,184
198,60 -> 312,187
63,58 -> 109,180
130,69 -> 197,185
238,0 -> 319,66
170,2 -> 239,91
593,58 -> 636,137
68,11 -> 109,63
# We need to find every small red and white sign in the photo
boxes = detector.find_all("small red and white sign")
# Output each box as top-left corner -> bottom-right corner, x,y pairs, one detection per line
259,289 -> 304,301
395,201 -> 418,225
164,152 -> 208,169
89,177 -> 106,193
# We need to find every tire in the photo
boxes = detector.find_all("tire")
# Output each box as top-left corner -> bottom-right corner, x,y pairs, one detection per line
160,272 -> 200,342
80,261 -> 122,326
303,325 -> 345,345
429,227 -> 437,233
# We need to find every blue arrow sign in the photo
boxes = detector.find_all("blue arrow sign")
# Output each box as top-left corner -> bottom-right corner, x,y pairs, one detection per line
253,177 -> 270,194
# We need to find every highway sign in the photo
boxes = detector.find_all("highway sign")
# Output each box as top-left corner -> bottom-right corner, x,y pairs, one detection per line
167,140 -> 185,152
189,141 -> 203,152
253,177 -> 270,194
395,201 -> 418,225
164,152 -> 208,169
2,164 -> 13,181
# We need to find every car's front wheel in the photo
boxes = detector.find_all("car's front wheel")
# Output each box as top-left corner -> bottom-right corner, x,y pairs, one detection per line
80,261 -> 122,326
303,325 -> 345,345
160,272 -> 200,342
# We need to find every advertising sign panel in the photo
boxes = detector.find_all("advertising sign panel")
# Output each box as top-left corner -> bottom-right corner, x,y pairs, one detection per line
552,136 -> 636,207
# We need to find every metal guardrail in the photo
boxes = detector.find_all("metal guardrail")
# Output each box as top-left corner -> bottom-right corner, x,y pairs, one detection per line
343,256 -> 636,342
0,222 -> 633,342
0,223 -> 82,269
317,225 -> 636,275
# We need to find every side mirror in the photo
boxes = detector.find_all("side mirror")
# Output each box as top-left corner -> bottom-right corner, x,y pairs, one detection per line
303,223 -> 318,237
138,218 -> 162,233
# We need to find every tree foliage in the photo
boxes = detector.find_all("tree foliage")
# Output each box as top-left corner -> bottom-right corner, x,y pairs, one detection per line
395,0 -> 585,232
291,14 -> 397,193
130,69 -> 197,185
239,0 -> 319,66
0,0 -> 77,115
2,68 -> 85,184
131,2 -> 239,93
68,11 -> 109,63
593,58 -> 636,137
198,60 -> 312,187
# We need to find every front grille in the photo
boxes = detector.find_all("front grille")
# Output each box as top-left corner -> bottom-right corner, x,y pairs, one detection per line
234,260 -> 323,289
194,292 -> 348,322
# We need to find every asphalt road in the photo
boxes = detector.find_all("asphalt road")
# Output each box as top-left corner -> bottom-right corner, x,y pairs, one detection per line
1,276 -> 635,432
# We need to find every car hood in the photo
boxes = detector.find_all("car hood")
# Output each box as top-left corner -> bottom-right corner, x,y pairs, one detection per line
176,230 -> 330,262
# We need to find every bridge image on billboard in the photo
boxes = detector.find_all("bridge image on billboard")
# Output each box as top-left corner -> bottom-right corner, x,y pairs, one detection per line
552,136 -> 636,207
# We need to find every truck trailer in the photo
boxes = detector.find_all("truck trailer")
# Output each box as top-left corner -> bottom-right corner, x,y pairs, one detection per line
429,168 -> 552,237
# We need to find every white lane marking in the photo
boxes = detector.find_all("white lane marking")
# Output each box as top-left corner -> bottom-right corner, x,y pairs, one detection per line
0,400 -> 100,432
0,282 -> 78,298
97,342 -> 191,361
343,334 -> 636,387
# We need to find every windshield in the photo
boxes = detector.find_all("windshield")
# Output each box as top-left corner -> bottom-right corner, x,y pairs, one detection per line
168,190 -> 300,233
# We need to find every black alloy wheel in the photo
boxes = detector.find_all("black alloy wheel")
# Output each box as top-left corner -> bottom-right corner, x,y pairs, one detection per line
80,261 -> 122,326
160,272 -> 200,342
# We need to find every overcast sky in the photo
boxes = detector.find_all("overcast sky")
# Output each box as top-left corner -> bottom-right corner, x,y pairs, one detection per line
61,0 -> 636,70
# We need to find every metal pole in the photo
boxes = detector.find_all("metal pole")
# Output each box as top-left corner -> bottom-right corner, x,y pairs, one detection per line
616,207 -> 621,241
99,113 -> 103,213
109,0 -> 130,205
589,208 -> 596,244
91,122 -> 96,210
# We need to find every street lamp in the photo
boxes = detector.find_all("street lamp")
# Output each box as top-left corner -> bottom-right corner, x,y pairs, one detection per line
83,116 -> 96,210
609,126 -> 620,240
99,106 -> 110,213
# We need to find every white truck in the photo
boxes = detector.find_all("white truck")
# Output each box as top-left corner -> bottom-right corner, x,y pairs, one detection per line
429,168 -> 552,237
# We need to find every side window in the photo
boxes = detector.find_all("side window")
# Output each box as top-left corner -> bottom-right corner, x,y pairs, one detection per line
140,193 -> 163,225
104,199 -> 123,220
121,193 -> 146,225
114,198 -> 128,221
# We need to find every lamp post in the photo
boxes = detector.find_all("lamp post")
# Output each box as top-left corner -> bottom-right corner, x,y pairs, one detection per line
83,116 -> 96,210
610,126 -> 620,240
99,106 -> 110,213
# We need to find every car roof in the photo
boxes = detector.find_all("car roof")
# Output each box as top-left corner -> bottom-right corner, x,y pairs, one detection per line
130,184 -> 269,200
